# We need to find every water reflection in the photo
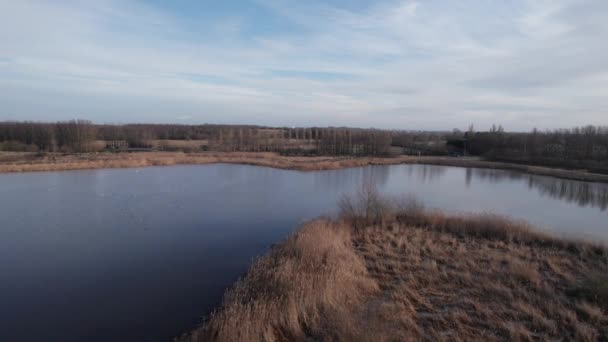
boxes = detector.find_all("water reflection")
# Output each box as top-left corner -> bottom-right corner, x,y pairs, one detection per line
466,168 -> 525,185
529,177 -> 608,211
316,164 -> 608,211
313,165 -> 389,190
412,164 -> 447,183
467,168 -> 608,211
1,164 -> 606,342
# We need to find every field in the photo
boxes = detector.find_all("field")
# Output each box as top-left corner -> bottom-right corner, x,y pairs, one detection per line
2,151 -> 608,183
183,191 -> 608,341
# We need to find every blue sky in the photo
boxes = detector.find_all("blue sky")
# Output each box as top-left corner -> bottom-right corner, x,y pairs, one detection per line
0,0 -> 607,130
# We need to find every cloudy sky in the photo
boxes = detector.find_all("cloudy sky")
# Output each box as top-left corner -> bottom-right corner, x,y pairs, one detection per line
0,0 -> 606,130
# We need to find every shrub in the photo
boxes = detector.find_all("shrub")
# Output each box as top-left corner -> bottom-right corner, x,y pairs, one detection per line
339,183 -> 393,229
569,273 -> 608,309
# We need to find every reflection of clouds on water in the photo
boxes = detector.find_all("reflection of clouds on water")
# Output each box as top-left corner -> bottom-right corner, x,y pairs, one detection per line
313,165 -> 389,191
468,168 -> 608,211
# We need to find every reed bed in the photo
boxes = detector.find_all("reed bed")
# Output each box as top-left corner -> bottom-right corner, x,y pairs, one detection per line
183,191 -> 608,341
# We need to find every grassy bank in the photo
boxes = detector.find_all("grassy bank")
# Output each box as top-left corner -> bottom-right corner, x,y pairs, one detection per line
2,151 -> 608,183
183,191 -> 608,341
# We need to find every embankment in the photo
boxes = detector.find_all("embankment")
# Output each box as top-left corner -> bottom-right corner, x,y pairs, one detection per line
2,151 -> 608,183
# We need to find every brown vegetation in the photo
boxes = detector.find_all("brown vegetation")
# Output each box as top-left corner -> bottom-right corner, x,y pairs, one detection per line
183,220 -> 379,342
183,191 -> 608,341
0,151 -> 411,173
2,151 -> 608,184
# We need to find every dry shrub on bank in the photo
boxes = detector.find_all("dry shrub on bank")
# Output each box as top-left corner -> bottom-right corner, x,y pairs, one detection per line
340,186 -> 607,256
396,210 -> 608,256
338,183 -> 425,230
183,220 -> 378,342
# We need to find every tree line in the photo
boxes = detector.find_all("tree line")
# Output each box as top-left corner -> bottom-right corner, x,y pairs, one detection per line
3,120 -> 605,170
462,125 -> 608,173
207,126 -> 393,156
0,120 -> 96,152
0,121 -> 395,156
391,130 -> 449,155
316,128 -> 392,156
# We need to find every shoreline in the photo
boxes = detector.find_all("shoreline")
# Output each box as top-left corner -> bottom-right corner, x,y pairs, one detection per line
1,151 -> 608,183
182,205 -> 608,341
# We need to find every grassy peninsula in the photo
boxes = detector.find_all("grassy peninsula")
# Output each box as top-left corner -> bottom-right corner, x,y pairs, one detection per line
182,189 -> 608,341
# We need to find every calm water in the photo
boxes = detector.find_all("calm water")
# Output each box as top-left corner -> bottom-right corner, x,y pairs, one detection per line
0,164 -> 607,341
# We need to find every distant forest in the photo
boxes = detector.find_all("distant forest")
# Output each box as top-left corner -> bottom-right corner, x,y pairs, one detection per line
1,121 -> 607,173
464,125 -> 608,174
0,120 -> 396,156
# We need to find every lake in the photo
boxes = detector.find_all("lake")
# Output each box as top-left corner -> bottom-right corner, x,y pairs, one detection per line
0,163 -> 606,341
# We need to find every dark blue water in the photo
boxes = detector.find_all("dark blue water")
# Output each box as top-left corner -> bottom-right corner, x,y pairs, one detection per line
0,164 -> 606,341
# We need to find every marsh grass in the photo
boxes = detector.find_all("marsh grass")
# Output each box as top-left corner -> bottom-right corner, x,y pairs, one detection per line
182,189 -> 608,341
181,220 -> 378,342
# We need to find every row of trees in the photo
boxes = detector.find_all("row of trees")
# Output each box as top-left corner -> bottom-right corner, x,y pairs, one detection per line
3,120 -> 605,165
317,128 -> 392,156
462,125 -> 608,173
211,127 -> 393,156
212,127 -> 286,152
96,124 -> 225,141
0,120 -> 96,152
391,131 -> 449,155
0,121 -> 394,156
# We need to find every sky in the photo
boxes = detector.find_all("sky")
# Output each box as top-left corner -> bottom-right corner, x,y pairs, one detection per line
0,0 -> 607,131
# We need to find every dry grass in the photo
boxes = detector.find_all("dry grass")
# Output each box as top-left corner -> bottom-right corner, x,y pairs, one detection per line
351,223 -> 607,341
183,193 -> 608,341
0,151 -> 406,173
181,220 -> 379,342
1,151 -> 608,183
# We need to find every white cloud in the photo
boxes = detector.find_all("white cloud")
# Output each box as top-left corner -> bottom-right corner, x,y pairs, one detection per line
0,0 -> 607,130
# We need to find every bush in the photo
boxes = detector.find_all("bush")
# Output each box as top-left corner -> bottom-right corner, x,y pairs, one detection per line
569,273 -> 608,309
339,184 -> 425,229
339,183 -> 392,229
0,141 -> 39,152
